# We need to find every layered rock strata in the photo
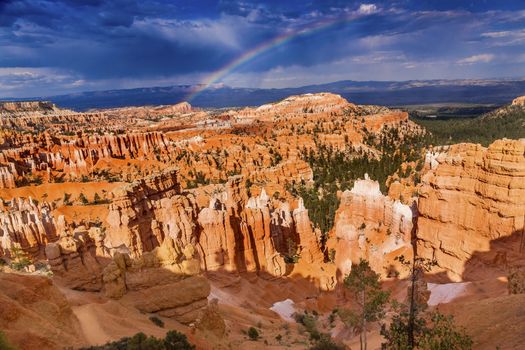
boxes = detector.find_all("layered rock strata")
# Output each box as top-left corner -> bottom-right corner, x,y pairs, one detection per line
0,198 -> 57,256
417,139 -> 525,280
103,239 -> 210,324
330,175 -> 414,280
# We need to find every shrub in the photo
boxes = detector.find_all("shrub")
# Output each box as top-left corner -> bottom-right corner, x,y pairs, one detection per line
328,249 -> 336,263
78,330 -> 195,350
93,192 -> 102,204
309,334 -> 345,350
149,315 -> 164,328
247,327 -> 259,340
78,193 -> 89,205
10,246 -> 32,271
294,311 -> 320,339
63,193 -> 72,205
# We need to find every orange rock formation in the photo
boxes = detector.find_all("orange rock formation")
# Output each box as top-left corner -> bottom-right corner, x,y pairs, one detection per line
417,139 -> 525,280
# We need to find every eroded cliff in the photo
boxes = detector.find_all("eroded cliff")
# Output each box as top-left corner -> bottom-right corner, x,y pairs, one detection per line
417,139 -> 525,280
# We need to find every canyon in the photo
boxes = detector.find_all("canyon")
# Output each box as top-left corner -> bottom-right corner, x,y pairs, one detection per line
0,94 -> 524,349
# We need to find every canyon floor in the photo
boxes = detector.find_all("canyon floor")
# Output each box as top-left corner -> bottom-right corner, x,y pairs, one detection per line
0,94 -> 524,349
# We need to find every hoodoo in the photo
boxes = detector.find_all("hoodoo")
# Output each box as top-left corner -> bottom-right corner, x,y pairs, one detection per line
1,90 -> 525,348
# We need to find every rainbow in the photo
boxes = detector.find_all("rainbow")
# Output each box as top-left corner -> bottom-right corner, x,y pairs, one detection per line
187,12 -> 360,101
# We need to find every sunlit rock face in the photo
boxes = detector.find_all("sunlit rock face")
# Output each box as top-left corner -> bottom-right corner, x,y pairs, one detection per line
104,168 -> 324,277
511,95 -> 525,106
0,197 -> 57,256
329,175 -> 414,281
417,139 -> 525,280
197,179 -> 324,276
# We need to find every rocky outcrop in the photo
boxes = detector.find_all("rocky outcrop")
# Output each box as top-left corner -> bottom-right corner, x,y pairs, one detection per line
0,101 -> 58,114
254,93 -> 353,115
45,222 -> 106,291
129,274 -> 210,324
511,96 -> 525,107
195,298 -> 226,338
0,272 -> 84,350
197,178 -> 324,276
106,168 -> 324,277
105,168 -> 195,256
103,101 -> 192,119
417,139 -> 525,280
0,198 -> 57,257
329,175 -> 414,280
293,198 -> 325,264
103,239 -> 210,324
0,164 -> 16,189
0,131 -> 174,184
508,268 -> 525,294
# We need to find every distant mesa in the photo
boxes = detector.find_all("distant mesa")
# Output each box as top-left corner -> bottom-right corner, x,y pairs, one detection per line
6,78 -> 525,110
0,101 -> 60,113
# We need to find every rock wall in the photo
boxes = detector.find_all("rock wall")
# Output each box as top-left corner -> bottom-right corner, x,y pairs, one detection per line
0,130 -> 174,184
103,239 -> 210,324
197,177 -> 324,276
45,221 -> 106,291
329,175 -> 414,280
0,198 -> 57,256
417,139 -> 525,280
106,169 -> 324,277
0,165 -> 16,189
0,101 -> 58,113
105,168 -> 195,256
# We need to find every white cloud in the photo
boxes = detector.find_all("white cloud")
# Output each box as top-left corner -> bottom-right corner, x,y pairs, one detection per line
481,31 -> 512,38
133,16 -> 243,50
481,29 -> 525,46
457,54 -> 495,65
357,4 -> 378,16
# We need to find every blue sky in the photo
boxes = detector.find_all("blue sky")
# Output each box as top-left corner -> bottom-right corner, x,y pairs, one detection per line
1,0 -> 525,97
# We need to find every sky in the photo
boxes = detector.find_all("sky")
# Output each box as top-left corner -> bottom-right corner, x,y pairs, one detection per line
1,0 -> 525,97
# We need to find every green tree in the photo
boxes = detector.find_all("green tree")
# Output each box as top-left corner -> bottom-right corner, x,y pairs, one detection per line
381,256 -> 472,350
10,246 -> 32,271
164,330 -> 195,350
93,192 -> 102,204
78,330 -> 195,350
381,306 -> 472,350
125,332 -> 164,350
340,259 -> 390,350
78,192 -> 89,205
418,312 -> 473,350
396,256 -> 436,348
63,192 -> 72,205
309,333 -> 345,350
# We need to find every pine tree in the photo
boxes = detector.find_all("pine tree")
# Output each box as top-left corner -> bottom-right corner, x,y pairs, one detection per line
93,192 -> 101,204
381,256 -> 472,350
78,192 -> 89,205
340,259 -> 390,350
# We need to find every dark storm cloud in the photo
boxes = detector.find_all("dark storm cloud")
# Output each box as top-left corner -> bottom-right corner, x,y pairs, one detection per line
0,0 -> 524,97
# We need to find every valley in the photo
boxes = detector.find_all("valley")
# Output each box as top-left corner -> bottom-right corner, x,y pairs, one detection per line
0,93 -> 524,350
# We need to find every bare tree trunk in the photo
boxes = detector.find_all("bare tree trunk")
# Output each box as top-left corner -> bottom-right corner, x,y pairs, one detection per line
362,289 -> 367,350
408,260 -> 417,349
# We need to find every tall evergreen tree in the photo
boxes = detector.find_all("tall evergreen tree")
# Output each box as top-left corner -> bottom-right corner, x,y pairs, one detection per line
340,259 -> 390,350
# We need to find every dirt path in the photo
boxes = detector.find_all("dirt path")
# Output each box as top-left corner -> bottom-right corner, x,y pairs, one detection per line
73,304 -> 112,345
